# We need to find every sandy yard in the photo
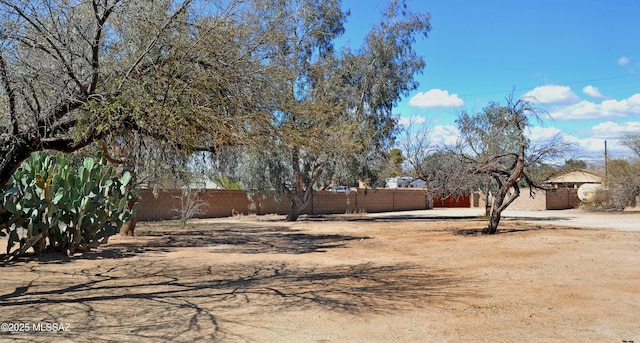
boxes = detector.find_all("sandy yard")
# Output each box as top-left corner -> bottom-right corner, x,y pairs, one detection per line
0,209 -> 639,342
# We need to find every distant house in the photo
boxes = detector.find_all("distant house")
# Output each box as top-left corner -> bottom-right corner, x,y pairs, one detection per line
189,178 -> 221,189
408,179 -> 427,188
386,176 -> 412,188
385,177 -> 426,189
544,170 -> 604,189
482,170 -> 606,210
541,170 -> 606,207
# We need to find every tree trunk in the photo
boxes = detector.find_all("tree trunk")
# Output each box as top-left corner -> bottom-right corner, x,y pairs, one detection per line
486,197 -> 504,234
482,176 -> 491,217
286,148 -> 322,222
484,189 -> 491,217
119,176 -> 139,236
120,212 -> 138,236
1,131 -> 98,189
0,139 -> 33,189
286,178 -> 313,222
286,201 -> 305,221
485,183 -> 521,234
0,209 -> 8,226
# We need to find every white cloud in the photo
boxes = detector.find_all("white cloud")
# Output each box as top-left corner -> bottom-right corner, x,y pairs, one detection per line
397,115 -> 426,128
408,89 -> 464,108
591,121 -> 640,139
548,93 -> 640,120
576,137 -> 606,154
540,130 -> 611,161
523,85 -> 580,105
561,134 -> 602,156
431,125 -> 459,146
554,122 -> 640,160
526,126 -> 563,141
525,124 -> 636,162
573,135 -> 634,160
618,56 -> 631,66
582,85 -> 605,99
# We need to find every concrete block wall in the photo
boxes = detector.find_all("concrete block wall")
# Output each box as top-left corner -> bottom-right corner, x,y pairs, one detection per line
309,191 -> 357,214
392,189 -> 428,211
472,187 -> 580,211
201,190 -> 252,217
508,189 -> 547,210
545,188 -> 579,210
135,189 -> 180,221
250,194 -> 290,215
136,189 -> 253,220
137,186 -> 586,221
136,188 -> 430,221
355,189 -> 395,213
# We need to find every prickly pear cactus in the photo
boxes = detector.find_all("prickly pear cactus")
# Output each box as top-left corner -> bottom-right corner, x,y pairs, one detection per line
0,152 -> 138,259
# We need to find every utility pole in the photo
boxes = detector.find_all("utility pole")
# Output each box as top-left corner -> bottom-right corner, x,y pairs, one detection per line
604,140 -> 608,185
604,140 -> 612,205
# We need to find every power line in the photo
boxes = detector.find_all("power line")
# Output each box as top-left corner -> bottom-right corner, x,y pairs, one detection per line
456,73 -> 640,99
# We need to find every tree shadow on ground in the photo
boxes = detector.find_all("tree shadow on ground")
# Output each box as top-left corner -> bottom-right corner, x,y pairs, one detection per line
452,227 -> 543,236
0,247 -> 140,265
501,215 -> 572,222
0,222 -> 370,264
0,258 -> 477,342
119,223 -> 370,254
452,219 -> 583,236
301,213 -> 486,222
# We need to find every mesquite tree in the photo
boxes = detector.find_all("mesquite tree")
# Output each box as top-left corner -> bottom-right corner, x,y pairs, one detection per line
621,132 -> 640,158
0,0 -> 270,189
232,0 -> 430,221
401,124 -> 476,202
456,96 -> 570,234
603,132 -> 640,209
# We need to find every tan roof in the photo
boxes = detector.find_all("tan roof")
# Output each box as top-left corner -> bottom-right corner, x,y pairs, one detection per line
545,170 -> 604,184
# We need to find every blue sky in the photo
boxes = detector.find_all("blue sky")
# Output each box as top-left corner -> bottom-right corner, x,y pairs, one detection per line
340,0 -> 640,163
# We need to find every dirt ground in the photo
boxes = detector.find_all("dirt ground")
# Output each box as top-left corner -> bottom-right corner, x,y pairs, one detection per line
1,210 -> 639,342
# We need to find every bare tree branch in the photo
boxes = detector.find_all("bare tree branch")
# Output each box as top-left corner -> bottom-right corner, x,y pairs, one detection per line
0,52 -> 17,135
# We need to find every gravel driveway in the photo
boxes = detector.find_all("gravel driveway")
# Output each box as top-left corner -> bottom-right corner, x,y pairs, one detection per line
369,208 -> 640,231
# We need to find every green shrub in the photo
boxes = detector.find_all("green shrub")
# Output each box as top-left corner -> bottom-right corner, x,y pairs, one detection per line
0,152 -> 137,259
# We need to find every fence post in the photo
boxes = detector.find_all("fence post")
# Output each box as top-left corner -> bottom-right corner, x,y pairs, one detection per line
392,189 -> 396,211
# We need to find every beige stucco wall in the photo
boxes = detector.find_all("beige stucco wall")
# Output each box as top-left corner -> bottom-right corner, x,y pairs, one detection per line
136,188 -> 433,221
470,187 -> 579,211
